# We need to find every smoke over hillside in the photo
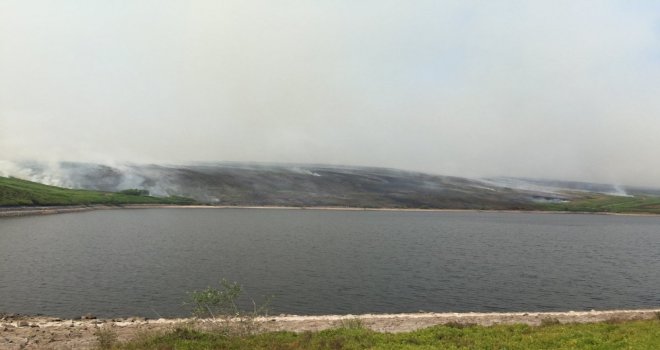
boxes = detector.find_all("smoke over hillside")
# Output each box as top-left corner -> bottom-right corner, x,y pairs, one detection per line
3,2 -> 660,188
3,160 -> 655,209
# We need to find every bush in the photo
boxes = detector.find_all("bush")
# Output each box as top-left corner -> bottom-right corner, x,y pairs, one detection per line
94,327 -> 118,349
188,279 -> 243,319
338,317 -> 364,329
186,279 -> 272,336
540,317 -> 561,326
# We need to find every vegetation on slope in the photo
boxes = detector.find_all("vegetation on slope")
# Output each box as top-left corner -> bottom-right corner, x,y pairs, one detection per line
107,319 -> 660,350
539,194 -> 660,215
9,162 -> 660,212
4,174 -> 660,215
0,176 -> 195,206
5,162 -> 545,209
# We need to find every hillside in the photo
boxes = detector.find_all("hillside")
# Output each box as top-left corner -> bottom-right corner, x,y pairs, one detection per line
0,176 -> 194,207
2,162 -> 551,209
2,161 -> 660,213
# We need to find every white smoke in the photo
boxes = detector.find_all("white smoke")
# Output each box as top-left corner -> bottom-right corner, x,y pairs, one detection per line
0,159 -> 639,200
480,177 -> 632,198
0,160 -> 27,178
0,160 -> 72,188
609,185 -> 632,197
0,160 -> 178,197
290,167 -> 321,177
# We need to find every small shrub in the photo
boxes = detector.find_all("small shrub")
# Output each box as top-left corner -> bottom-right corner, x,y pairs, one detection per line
171,327 -> 207,340
540,318 -> 561,326
338,317 -> 364,329
95,327 -> 118,349
188,279 -> 242,319
186,279 -> 272,336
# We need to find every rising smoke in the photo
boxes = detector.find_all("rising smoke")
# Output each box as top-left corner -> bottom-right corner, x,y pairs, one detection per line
2,2 -> 660,187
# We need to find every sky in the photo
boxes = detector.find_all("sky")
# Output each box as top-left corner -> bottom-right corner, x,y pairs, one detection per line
2,1 -> 660,186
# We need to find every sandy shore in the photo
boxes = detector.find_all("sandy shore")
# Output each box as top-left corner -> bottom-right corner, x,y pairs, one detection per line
1,309 -> 658,349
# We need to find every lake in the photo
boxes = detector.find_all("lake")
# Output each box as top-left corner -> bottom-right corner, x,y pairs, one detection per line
0,209 -> 658,318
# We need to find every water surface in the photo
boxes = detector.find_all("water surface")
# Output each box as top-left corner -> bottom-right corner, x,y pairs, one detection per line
0,209 -> 658,318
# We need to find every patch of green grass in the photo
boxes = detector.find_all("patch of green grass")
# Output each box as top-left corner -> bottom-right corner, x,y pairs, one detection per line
539,194 -> 660,215
0,176 -> 195,206
111,319 -> 660,349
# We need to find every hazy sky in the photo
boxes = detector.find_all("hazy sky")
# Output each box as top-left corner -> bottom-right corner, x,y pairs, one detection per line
2,1 -> 660,186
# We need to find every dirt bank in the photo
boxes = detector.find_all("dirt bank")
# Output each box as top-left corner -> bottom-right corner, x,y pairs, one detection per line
1,309 -> 658,349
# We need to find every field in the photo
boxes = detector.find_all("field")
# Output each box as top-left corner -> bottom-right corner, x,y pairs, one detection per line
0,176 -> 194,206
540,194 -> 660,215
110,319 -> 660,350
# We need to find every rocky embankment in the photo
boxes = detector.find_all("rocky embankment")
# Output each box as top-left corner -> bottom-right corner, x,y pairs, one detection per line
1,309 -> 659,349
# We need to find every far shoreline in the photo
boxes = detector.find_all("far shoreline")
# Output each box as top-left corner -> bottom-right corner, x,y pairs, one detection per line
3,203 -> 660,218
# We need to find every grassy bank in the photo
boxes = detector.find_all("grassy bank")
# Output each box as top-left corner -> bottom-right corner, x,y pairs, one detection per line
539,194 -> 660,215
0,176 -> 195,206
109,319 -> 660,349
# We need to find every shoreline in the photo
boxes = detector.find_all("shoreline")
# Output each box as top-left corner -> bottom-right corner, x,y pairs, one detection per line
2,308 -> 659,349
2,203 -> 660,218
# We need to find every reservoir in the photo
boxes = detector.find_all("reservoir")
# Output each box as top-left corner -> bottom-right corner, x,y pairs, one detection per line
0,209 -> 658,318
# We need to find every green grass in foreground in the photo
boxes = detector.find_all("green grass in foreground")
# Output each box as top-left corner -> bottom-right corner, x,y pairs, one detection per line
0,176 -> 195,206
110,319 -> 660,350
539,194 -> 660,215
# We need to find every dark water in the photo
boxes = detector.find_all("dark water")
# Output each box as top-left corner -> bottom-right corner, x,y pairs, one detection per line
0,209 -> 658,318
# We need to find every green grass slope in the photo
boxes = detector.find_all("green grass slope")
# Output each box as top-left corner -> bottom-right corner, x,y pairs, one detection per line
539,194 -> 660,214
0,176 -> 195,206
